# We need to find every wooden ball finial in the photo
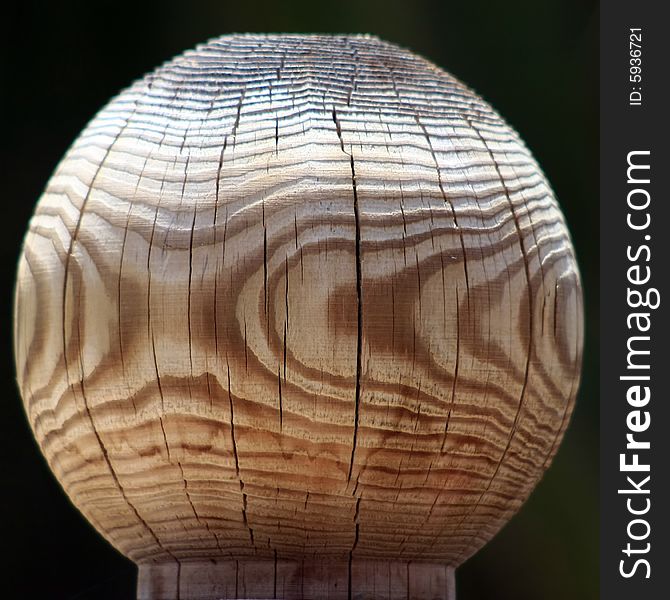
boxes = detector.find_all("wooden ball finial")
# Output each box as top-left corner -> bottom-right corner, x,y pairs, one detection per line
14,34 -> 583,599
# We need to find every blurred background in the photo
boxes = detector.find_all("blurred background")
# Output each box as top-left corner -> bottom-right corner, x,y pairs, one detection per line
1,1 -> 598,598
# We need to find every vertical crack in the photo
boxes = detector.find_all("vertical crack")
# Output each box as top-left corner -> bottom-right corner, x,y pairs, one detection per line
352,496 -> 361,552
441,287 -> 460,453
80,376 -> 176,562
277,367 -> 283,432
235,560 -> 239,598
60,106 -> 177,563
231,88 -> 246,152
213,122 -> 229,408
448,119 -> 536,565
184,154 -> 196,380
158,415 -> 171,461
117,154 -> 148,396
263,200 -> 268,320
332,106 -> 364,488
227,362 -> 255,548
553,281 -> 559,338
284,254 -> 289,381
414,114 -> 471,311
147,154 -> 172,459
406,563 -> 410,599
176,142 -> 196,419
273,549 -> 278,598
541,275 -> 582,472
244,317 -> 249,372
177,461 -> 224,555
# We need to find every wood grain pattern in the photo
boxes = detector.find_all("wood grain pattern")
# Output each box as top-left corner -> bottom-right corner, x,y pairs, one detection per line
14,34 -> 582,597
137,559 -> 455,600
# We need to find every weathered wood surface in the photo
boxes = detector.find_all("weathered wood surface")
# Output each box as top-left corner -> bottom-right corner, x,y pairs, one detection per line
137,559 -> 456,600
14,33 -> 582,595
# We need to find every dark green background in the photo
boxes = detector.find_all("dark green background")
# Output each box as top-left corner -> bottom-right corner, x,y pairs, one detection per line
2,1 -> 598,598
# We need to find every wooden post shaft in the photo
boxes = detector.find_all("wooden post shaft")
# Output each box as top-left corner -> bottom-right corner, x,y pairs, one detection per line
137,560 -> 456,600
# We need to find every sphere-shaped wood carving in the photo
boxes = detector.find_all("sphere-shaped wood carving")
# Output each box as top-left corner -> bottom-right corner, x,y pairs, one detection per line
14,34 -> 583,598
